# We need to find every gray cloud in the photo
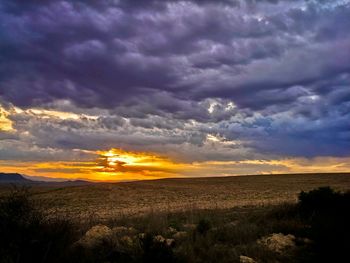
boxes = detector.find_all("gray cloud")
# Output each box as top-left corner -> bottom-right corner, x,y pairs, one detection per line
0,0 -> 349,162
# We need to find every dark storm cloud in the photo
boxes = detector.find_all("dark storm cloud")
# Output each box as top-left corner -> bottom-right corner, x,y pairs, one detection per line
0,0 -> 349,158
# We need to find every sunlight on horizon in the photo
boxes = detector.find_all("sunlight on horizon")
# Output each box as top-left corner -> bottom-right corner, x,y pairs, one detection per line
1,103 -> 349,182
1,147 -> 350,182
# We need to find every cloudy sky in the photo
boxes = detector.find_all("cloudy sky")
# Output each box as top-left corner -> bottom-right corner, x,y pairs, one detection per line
0,0 -> 349,181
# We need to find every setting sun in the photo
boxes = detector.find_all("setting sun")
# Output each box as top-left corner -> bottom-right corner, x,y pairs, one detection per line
102,149 -> 142,167
93,148 -> 182,180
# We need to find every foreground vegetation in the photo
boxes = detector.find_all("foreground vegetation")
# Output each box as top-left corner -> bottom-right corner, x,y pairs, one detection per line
1,186 -> 349,263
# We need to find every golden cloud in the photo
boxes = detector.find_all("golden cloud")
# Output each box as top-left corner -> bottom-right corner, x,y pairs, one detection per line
96,148 -> 181,177
0,106 -> 13,131
1,149 -> 350,182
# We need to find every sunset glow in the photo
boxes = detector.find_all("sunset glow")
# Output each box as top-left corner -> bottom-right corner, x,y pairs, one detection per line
1,146 -> 350,182
95,149 -> 181,179
1,100 -> 350,181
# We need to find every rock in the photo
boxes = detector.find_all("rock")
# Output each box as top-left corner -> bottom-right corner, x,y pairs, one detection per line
168,227 -> 177,233
225,220 -> 239,227
240,255 -> 257,263
120,235 -> 133,246
165,238 -> 175,246
113,226 -> 137,235
77,225 -> 113,248
183,223 -> 196,230
173,231 -> 187,239
112,226 -> 128,233
154,235 -> 166,243
258,233 -> 296,253
153,235 -> 175,246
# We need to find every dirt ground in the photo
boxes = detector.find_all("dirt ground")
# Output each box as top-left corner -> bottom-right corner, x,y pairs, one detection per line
1,173 -> 350,220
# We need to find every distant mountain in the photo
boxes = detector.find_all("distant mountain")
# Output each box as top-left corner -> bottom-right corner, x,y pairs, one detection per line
0,173 -> 93,186
0,173 -> 32,183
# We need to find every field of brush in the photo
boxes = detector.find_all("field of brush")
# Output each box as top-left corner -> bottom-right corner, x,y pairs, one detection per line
1,173 -> 349,220
1,173 -> 350,262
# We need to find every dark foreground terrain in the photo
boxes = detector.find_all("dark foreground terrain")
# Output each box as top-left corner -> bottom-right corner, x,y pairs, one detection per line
1,185 -> 350,263
0,173 -> 350,262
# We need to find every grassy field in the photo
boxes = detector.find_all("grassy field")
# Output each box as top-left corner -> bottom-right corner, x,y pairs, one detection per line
1,173 -> 349,220
1,173 -> 350,262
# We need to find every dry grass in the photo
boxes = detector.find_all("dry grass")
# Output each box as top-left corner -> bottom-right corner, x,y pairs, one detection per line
1,182 -> 349,262
1,173 -> 349,220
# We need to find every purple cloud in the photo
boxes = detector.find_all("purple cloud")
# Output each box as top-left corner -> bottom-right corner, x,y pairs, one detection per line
0,0 -> 349,160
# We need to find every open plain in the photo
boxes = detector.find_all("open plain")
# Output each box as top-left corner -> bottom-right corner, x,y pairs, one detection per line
1,173 -> 349,220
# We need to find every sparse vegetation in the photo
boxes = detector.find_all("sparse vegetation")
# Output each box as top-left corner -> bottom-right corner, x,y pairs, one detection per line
1,173 -> 349,220
0,184 -> 349,262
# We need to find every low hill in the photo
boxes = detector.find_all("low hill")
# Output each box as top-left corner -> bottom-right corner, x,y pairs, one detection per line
0,173 -> 91,186
0,173 -> 32,183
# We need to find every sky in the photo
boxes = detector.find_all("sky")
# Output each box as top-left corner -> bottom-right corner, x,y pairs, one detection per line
0,0 -> 349,181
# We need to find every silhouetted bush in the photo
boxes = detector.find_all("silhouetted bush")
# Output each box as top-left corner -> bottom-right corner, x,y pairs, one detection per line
0,187 -> 76,263
299,187 -> 344,215
140,234 -> 175,263
71,238 -> 139,263
298,187 -> 350,262
196,218 -> 212,235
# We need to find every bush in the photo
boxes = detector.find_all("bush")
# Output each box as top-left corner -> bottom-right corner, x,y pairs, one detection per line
298,187 -> 350,262
0,187 -> 76,263
196,218 -> 212,235
140,234 -> 176,263
299,187 -> 341,215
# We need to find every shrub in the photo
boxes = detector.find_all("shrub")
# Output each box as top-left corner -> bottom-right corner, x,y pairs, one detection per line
0,187 -> 76,263
298,187 -> 350,262
299,187 -> 340,215
140,234 -> 176,263
196,218 -> 212,235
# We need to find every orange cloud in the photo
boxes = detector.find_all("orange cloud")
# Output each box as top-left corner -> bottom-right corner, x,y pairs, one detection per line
96,148 -> 181,177
1,149 -> 349,182
0,149 -> 182,181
